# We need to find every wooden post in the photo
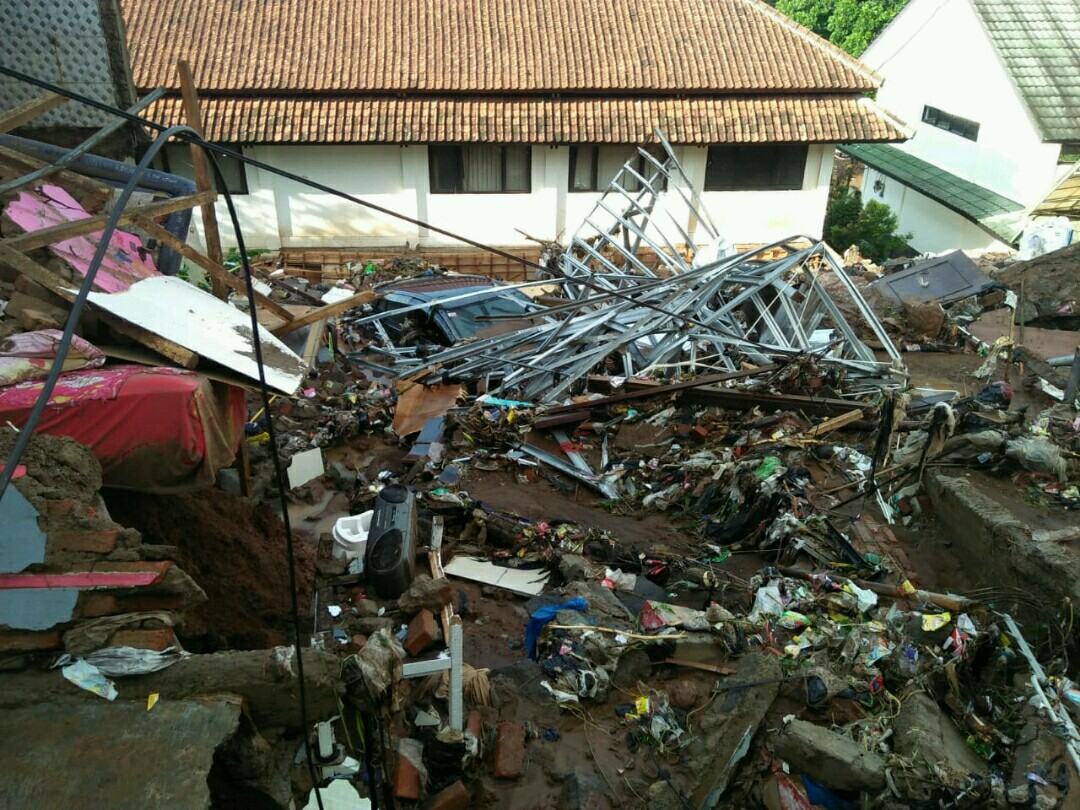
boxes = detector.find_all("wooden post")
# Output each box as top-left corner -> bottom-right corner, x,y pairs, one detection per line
177,59 -> 227,300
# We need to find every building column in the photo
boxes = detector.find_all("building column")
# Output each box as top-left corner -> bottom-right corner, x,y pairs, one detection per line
401,146 -> 430,244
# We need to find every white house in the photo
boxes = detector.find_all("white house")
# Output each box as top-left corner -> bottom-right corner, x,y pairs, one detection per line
120,0 -> 906,252
845,0 -> 1080,254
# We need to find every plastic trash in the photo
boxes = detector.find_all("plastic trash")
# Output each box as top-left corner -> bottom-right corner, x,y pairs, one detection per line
85,645 -> 187,677
1005,436 -> 1067,482
526,597 -> 587,659
749,581 -> 786,621
60,657 -> 117,700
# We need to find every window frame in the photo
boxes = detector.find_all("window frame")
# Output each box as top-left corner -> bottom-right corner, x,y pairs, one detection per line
162,142 -> 249,195
568,145 -> 600,193
921,105 -> 980,141
428,144 -> 533,194
703,143 -> 809,192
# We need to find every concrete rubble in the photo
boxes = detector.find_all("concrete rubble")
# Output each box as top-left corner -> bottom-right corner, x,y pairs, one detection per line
1,89 -> 1080,810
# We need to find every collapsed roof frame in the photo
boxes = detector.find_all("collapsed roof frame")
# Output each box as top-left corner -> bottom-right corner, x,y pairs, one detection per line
351,134 -> 905,403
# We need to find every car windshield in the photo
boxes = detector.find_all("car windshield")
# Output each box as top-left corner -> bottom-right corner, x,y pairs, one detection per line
440,293 -> 533,340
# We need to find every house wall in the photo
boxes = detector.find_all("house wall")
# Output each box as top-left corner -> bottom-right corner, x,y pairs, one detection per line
200,143 -> 837,251
861,0 -> 1062,229
863,166 -> 1010,253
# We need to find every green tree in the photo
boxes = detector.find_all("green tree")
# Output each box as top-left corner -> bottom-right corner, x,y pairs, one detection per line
771,0 -> 908,56
824,188 -> 911,261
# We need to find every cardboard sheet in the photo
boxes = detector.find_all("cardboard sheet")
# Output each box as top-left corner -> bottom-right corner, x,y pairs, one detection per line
393,383 -> 463,437
443,556 -> 549,596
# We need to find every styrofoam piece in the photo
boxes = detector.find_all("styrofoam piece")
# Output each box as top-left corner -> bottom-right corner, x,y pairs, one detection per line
332,510 -> 372,563
443,556 -> 549,596
79,276 -> 307,393
303,780 -> 370,810
287,447 -> 324,489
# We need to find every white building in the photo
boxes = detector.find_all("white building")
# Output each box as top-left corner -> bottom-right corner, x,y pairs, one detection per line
846,0 -> 1080,254
121,0 -> 906,252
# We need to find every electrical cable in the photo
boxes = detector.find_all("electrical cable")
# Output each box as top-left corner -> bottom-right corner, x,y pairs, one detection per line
205,150 -> 326,810
0,124 -> 194,502
0,65 -> 816,352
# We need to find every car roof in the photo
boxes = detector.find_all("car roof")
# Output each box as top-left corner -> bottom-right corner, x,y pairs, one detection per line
374,274 -> 500,298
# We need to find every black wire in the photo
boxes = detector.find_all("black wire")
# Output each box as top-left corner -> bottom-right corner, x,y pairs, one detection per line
205,151 -> 326,810
0,65 -> 809,348
0,124 -> 194,502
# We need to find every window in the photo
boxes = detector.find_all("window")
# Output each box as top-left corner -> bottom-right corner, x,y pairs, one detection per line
428,145 -> 531,193
1059,143 -> 1080,164
568,145 -> 668,193
921,106 -> 980,141
162,143 -> 248,194
704,144 -> 808,191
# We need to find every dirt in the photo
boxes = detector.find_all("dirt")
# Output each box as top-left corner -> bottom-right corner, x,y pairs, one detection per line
104,487 -> 316,652
992,242 -> 1080,324
0,432 -> 102,506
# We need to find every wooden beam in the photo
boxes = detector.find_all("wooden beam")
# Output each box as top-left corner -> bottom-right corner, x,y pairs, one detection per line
0,243 -> 198,369
3,191 -> 215,252
0,93 -> 67,135
0,145 -> 113,212
135,217 -> 294,322
177,59 -> 227,299
272,290 -> 378,337
805,409 -> 864,438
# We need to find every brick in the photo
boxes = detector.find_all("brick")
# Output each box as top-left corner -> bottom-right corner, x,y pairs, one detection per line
44,499 -> 79,519
494,721 -> 526,779
108,628 -> 176,651
428,780 -> 469,810
21,309 -> 61,331
0,629 -> 62,651
393,753 -> 421,800
466,710 -> 482,741
117,594 -> 191,613
49,530 -> 119,554
76,594 -> 119,618
90,560 -> 172,577
405,608 -> 435,657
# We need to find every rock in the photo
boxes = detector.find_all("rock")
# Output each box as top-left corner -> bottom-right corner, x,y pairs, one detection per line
667,677 -> 709,710
893,692 -> 986,786
687,652 -> 782,808
348,617 -> 393,636
612,649 -> 651,689
770,719 -> 886,793
216,468 -> 241,495
328,462 -> 358,490
489,659 -> 549,708
354,598 -> 381,618
138,544 -> 180,562
647,781 -> 688,810
397,574 -> 452,616
557,773 -> 611,810
902,301 -> 946,337
558,553 -> 594,582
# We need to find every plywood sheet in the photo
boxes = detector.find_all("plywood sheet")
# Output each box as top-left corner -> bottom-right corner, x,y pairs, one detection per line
444,556 -> 548,596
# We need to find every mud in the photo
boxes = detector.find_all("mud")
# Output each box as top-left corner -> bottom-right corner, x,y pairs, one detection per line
0,432 -> 101,505
104,488 -> 315,651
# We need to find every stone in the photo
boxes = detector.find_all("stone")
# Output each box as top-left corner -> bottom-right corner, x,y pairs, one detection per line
349,617 -> 393,636
354,598 -> 381,618
646,781 -> 687,810
688,652 -> 782,808
667,677 -> 709,710
558,773 -> 611,810
558,553 -> 593,582
893,692 -> 986,786
328,462 -> 358,490
494,721 -> 526,779
612,648 -> 651,689
902,301 -> 946,337
138,544 -> 180,562
770,719 -> 886,793
397,575 -> 452,616
428,779 -> 469,810
405,609 -> 435,656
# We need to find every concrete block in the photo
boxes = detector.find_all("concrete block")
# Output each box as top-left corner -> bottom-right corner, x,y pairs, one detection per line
771,718 -> 886,793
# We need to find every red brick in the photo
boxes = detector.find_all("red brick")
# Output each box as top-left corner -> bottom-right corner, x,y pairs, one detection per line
428,780 -> 469,810
466,710 -> 482,740
50,530 -> 119,554
0,629 -> 62,651
77,594 -> 119,618
494,721 -> 526,779
405,609 -> 435,657
108,628 -> 176,651
90,560 -> 172,577
118,594 -> 190,612
392,754 -> 421,800
44,499 -> 79,519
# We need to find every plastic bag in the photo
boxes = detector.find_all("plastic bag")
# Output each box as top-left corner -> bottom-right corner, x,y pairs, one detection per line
749,582 -> 786,621
85,645 -> 187,677
1005,436 -> 1067,482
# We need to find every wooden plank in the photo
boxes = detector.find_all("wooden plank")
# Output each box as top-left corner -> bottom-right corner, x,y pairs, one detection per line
0,93 -> 67,135
136,217 -> 294,322
664,657 -> 737,676
684,387 -> 868,418
272,290 -> 378,337
805,409 -> 864,438
0,145 -> 113,212
0,243 -> 198,369
300,318 -> 328,367
4,190 -> 216,252
177,59 -> 227,299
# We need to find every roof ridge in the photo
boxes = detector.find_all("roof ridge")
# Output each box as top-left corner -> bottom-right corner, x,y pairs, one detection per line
737,0 -> 884,88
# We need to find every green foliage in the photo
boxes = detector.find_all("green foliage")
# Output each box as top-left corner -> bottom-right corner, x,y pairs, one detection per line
771,0 -> 908,55
223,247 -> 270,273
824,188 -> 911,261
177,261 -> 212,292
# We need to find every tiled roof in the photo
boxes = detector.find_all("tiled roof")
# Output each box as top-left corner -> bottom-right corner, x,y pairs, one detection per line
969,0 -> 1080,142
119,0 -> 879,93
841,143 -> 1025,243
145,95 -> 907,145
1033,161 -> 1080,217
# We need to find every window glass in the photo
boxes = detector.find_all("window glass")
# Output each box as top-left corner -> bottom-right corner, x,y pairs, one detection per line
569,145 -> 599,192
428,145 -> 532,193
704,144 -> 808,191
163,143 -> 248,194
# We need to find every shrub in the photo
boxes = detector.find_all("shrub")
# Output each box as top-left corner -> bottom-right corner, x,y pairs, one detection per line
824,188 -> 911,261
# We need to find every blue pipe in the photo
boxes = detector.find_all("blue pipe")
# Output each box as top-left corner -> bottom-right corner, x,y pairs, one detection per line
0,134 -> 198,276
